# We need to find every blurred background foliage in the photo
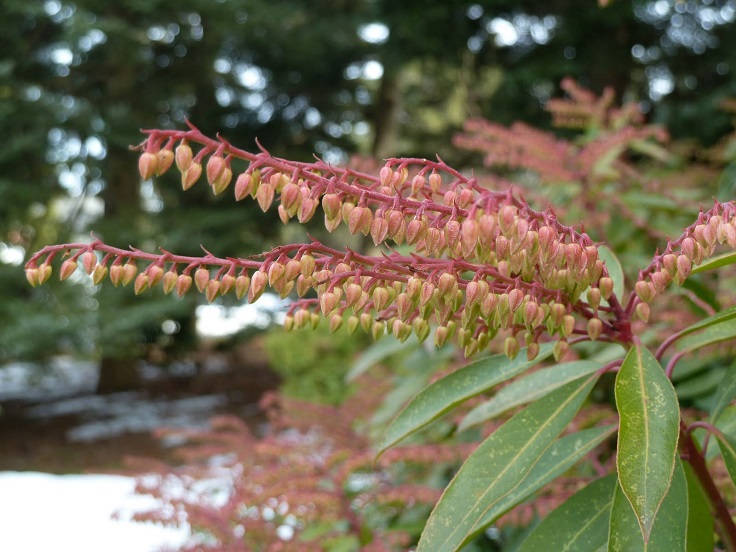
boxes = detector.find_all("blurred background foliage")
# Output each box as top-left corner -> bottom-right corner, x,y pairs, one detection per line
2,0 -> 736,393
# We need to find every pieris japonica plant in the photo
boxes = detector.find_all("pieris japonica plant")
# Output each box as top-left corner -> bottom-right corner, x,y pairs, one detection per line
25,100 -> 736,549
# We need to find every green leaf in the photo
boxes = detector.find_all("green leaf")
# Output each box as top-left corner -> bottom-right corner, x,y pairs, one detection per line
709,361 -> 736,424
598,245 -> 625,302
417,374 -> 598,552
519,475 -> 616,552
615,345 -> 680,542
608,457 -> 688,551
677,315 -> 736,353
378,344 -> 554,455
690,250 -> 736,275
459,361 -> 601,431
683,462 -> 715,552
715,430 -> 736,487
476,425 -> 618,531
677,305 -> 736,337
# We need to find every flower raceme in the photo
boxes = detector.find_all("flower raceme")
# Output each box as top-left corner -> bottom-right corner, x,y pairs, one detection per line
25,123 -> 736,357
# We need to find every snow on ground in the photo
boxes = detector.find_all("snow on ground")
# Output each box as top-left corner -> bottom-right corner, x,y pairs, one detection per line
0,471 -> 189,552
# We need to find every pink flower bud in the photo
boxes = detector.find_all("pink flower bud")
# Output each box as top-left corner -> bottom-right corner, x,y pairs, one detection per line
379,166 -> 393,186
396,292 -> 412,320
212,167 -> 233,195
561,314 -> 575,337
508,288 -> 524,312
587,287 -> 601,310
587,318 -> 603,341
676,254 -> 691,281
348,206 -> 365,235
234,173 -> 254,201
138,152 -> 158,180
435,325 -> 450,347
297,197 -> 317,223
499,205 -> 516,235
480,293 -> 498,318
175,142 -> 193,172
322,193 -> 342,220
553,339 -> 569,361
478,213 -> 497,247
438,273 -> 458,299
359,312 -> 373,333
723,223 -> 736,247
444,219 -> 461,250
300,254 -> 316,278
205,279 -> 220,303
635,280 -> 655,303
162,270 -> 178,294
280,183 -> 301,213
443,190 -> 457,207
386,210 -> 406,242
461,219 -> 480,256
371,216 -> 389,246
650,270 -> 670,294
156,149 -> 174,176
109,263 -> 123,286
411,174 -> 425,195
458,188 -> 474,208
82,251 -> 97,275
176,274 -> 193,297
194,267 -> 210,292
248,270 -> 267,303
680,237 -> 696,261
206,155 -> 226,186
347,315 -> 360,335
373,286 -> 390,312
329,313 -> 344,333
420,281 -> 436,307
25,267 -> 39,287
523,301 -> 540,327
345,282 -> 363,307
284,260 -> 302,283
428,171 -> 442,193
283,315 -> 295,332
256,183 -> 275,212
134,273 -> 149,295
267,262 -> 286,287
598,277 -> 614,300
406,217 -> 427,245
320,290 -> 338,316
235,273 -> 250,299
495,235 -> 510,260
147,265 -> 164,287
122,261 -> 138,286
181,162 -> 202,190
527,342 -> 540,361
294,308 -> 311,329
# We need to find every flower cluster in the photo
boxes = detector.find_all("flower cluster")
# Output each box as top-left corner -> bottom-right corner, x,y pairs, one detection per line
27,122 -> 636,358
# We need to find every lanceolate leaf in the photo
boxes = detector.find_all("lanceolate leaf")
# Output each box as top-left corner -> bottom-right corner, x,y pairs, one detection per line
690,251 -> 736,275
519,475 -> 617,552
709,360 -> 736,424
378,344 -> 554,455
608,457 -> 688,552
677,315 -> 736,354
676,305 -> 736,337
459,360 -> 601,431
476,425 -> 618,532
715,430 -> 736,488
417,374 -> 598,552
683,463 -> 714,552
615,345 -> 680,542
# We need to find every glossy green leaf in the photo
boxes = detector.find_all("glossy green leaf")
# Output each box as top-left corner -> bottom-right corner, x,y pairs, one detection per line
715,430 -> 736,487
519,475 -> 616,552
683,462 -> 715,552
346,336 -> 413,382
417,374 -> 598,552
677,305 -> 736,337
677,316 -> 736,353
615,345 -> 680,542
608,457 -> 687,551
690,250 -> 736,275
378,344 -> 554,455
476,425 -> 618,531
459,361 -> 601,431
709,360 -> 736,423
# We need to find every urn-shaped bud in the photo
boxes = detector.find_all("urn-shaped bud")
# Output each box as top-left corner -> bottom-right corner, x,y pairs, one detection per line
176,274 -> 193,297
635,280 -> 655,303
82,251 -> 97,275
461,219 -> 480,256
561,314 -> 576,338
122,261 -> 138,286
598,277 -> 614,300
283,315 -> 295,332
412,318 -> 430,343
587,318 -> 603,341
437,273 -> 458,299
205,279 -> 221,303
372,320 -> 386,340
175,142 -> 193,172
322,193 -> 342,221
181,162 -> 202,190
428,171 -> 442,193
256,183 -> 275,212
267,262 -> 286,287
504,335 -> 520,359
553,339 -> 569,361
508,288 -> 524,312
212,167 -> 233,195
38,264 -> 53,285
220,274 -> 236,295
147,265 -> 164,287
636,302 -> 651,323
372,286 -> 390,312
206,155 -> 226,186
235,273 -> 251,299
195,267 -> 210,292
25,266 -> 38,287
329,313 -> 344,333
162,270 -> 178,294
138,152 -> 158,181
234,173 -> 254,201
134,273 -> 150,295
109,263 -> 123,286
435,325 -> 450,347
248,270 -> 267,303
92,265 -> 108,286
675,255 -> 692,282
346,315 -> 360,335
156,149 -> 174,176
406,217 -> 428,245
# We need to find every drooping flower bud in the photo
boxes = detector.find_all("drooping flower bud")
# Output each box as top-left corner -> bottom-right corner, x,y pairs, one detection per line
372,320 -> 386,340
25,266 -> 39,287
175,142 -> 193,172
461,219 -> 480,257
437,273 -> 458,299
329,313 -> 344,333
109,263 -> 123,286
235,273 -> 251,299
92,265 -> 108,286
561,314 -> 576,338
504,335 -> 520,359
181,162 -> 202,190
206,155 -> 226,186
636,302 -> 650,323
406,217 -> 428,245
147,265 -> 164,287
598,277 -> 614,300
195,267 -> 210,292
256,183 -> 275,212
134,273 -> 150,295
220,273 -> 236,295
553,339 -> 569,361
38,264 -> 52,285
428,171 -> 442,193
267,262 -> 286,287
371,216 -> 389,246
248,270 -> 267,303
508,288 -> 524,312
234,173 -> 254,201
205,279 -> 221,303
122,261 -> 138,286
138,152 -> 158,180
212,167 -> 233,195
82,251 -> 97,275
156,149 -> 174,176
587,318 -> 603,341
162,270 -> 178,294
176,274 -> 193,297
346,315 -> 360,335
635,280 -> 655,303
435,325 -> 450,347
412,317 -> 430,343
372,286 -> 390,312
322,193 -> 342,221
